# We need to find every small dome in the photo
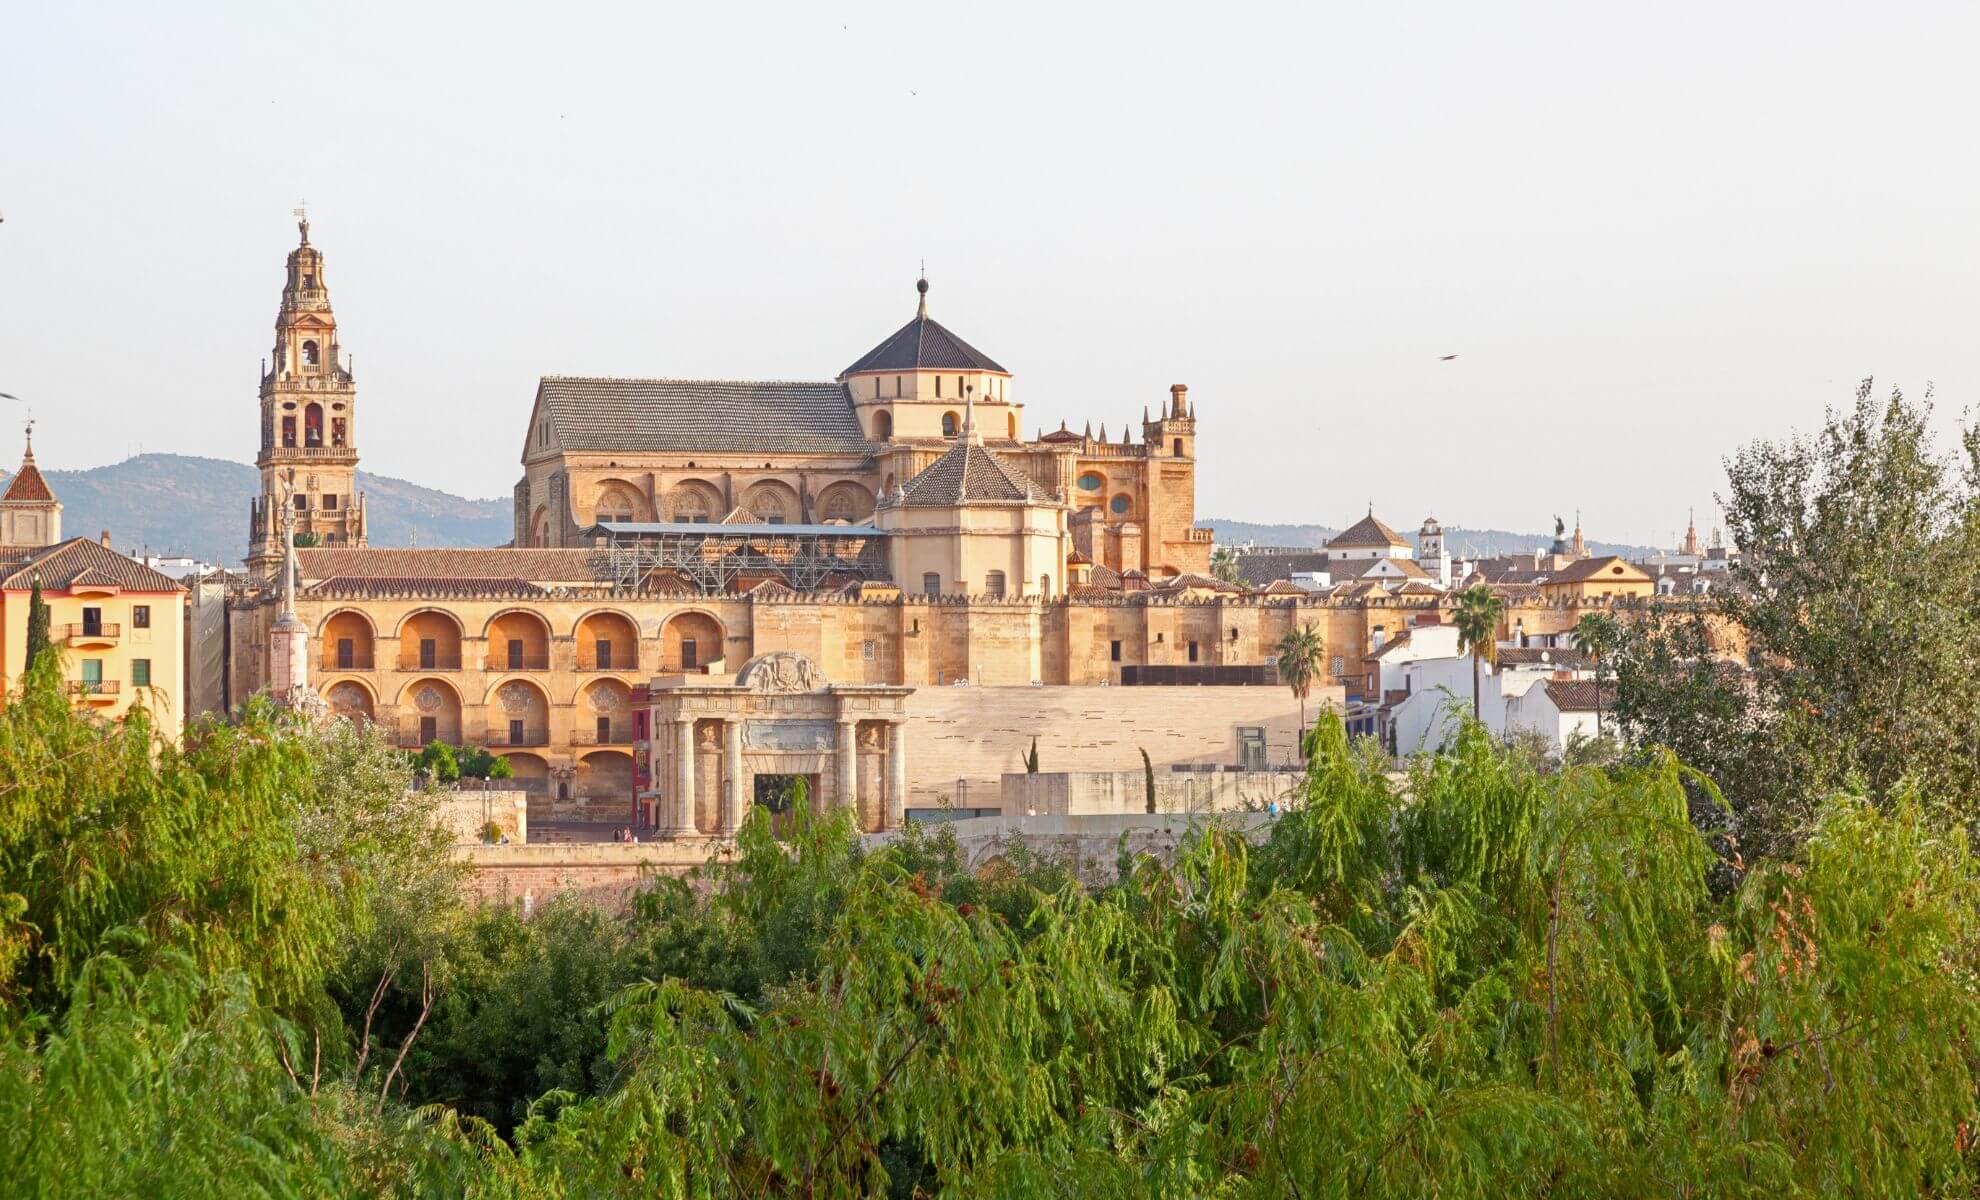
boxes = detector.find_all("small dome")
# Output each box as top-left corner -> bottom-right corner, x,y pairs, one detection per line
1420,517 -> 1442,534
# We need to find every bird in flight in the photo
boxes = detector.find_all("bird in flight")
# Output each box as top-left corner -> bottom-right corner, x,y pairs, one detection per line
1439,354 -> 1459,361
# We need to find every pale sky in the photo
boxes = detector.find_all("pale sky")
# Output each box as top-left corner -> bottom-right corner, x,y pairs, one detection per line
4,2 -> 1975,547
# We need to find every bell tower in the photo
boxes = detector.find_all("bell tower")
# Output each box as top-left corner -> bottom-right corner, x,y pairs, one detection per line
248,211 -> 365,574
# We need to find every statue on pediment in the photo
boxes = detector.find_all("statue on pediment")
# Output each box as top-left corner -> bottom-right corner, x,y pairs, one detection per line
737,651 -> 825,694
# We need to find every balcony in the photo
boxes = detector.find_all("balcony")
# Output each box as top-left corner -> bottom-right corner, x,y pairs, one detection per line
494,731 -> 550,748
570,728 -> 633,746
61,622 -> 121,647
576,653 -> 637,672
322,653 -> 376,671
272,444 -> 357,460
69,680 -> 120,704
395,727 -> 461,750
486,654 -> 550,672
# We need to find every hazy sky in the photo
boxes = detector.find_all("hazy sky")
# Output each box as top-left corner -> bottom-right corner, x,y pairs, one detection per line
4,2 -> 1976,547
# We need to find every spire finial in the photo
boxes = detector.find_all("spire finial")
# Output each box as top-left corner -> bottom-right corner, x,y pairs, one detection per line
293,200 -> 310,246
21,418 -> 33,461
916,264 -> 929,317
961,382 -> 982,445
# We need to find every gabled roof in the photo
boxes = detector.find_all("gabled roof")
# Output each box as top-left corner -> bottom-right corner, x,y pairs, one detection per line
535,377 -> 870,455
1,538 -> 182,592
1544,555 -> 1652,584
843,284 -> 1006,376
891,439 -> 1047,507
1326,513 -> 1410,550
1498,646 -> 1595,670
1151,572 -> 1245,595
1233,551 -> 1329,587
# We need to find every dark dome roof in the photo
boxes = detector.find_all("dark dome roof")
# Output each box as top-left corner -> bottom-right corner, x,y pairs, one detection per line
842,281 -> 1007,376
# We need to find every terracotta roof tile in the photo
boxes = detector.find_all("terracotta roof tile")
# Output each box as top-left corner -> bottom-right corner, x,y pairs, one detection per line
297,547 -> 608,584
1543,679 -> 1615,713
1,455 -> 55,503
303,576 -> 549,599
1545,555 -> 1649,584
1,538 -> 182,592
1326,513 -> 1410,549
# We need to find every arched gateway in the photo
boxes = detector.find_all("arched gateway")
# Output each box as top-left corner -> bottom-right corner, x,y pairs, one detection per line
641,652 -> 912,838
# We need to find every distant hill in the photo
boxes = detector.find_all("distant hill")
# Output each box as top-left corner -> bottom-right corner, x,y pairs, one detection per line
2,454 -> 513,566
1203,518 -> 1658,561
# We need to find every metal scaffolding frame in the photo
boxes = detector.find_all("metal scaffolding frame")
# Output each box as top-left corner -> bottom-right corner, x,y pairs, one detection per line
592,521 -> 891,595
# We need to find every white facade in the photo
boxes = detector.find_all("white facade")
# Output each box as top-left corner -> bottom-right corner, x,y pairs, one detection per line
1386,643 -> 1596,755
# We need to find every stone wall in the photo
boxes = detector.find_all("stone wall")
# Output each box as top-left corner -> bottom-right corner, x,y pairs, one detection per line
1000,769 -> 1303,817
435,789 -> 529,844
869,812 -> 1277,887
902,685 -> 1329,808
454,842 -> 708,910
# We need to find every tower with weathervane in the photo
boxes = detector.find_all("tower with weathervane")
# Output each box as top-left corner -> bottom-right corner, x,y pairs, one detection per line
247,211 -> 366,575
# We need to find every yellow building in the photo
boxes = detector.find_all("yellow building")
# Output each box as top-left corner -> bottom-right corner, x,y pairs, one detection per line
1538,555 -> 1655,604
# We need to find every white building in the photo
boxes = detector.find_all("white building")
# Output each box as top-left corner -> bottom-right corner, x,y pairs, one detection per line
1385,642 -> 1600,755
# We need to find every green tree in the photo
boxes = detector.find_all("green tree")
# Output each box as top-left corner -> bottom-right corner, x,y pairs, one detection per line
1569,610 -> 1620,737
22,574 -> 50,675
1452,583 -> 1505,720
413,741 -> 459,785
487,754 -> 515,781
292,531 -> 322,549
1209,544 -> 1244,585
1273,621 -> 1323,752
1615,380 -> 1980,855
1022,736 -> 1039,774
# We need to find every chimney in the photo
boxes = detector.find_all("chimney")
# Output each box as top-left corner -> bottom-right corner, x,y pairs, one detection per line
99,530 -> 112,547
1169,384 -> 1187,416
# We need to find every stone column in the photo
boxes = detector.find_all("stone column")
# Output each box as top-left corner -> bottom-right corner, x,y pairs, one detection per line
722,718 -> 745,835
670,717 -> 696,836
885,720 -> 907,830
836,718 -> 859,812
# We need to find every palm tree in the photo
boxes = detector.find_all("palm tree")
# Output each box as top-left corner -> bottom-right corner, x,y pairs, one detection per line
1452,584 -> 1505,721
1273,622 -> 1324,754
1209,545 -> 1243,585
1570,611 -> 1620,737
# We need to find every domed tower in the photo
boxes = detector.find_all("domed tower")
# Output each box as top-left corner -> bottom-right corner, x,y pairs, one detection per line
247,213 -> 365,575
839,276 -> 1017,444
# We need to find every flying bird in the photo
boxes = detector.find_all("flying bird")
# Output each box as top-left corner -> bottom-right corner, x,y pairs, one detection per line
1439,354 -> 1459,361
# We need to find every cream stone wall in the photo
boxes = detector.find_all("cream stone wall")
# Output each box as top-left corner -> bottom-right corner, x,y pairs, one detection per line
3,584 -> 186,741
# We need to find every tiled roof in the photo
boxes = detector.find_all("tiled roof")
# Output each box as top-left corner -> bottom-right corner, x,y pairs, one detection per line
892,439 -> 1047,507
1326,513 -> 1410,549
1,453 -> 55,503
842,296 -> 1006,375
1543,679 -> 1615,713
1544,555 -> 1649,584
1234,552 -> 1328,587
1255,579 -> 1311,596
297,548 -> 608,584
1498,646 -> 1594,670
537,377 -> 870,455
1,538 -> 183,592
1152,572 -> 1245,594
304,576 -> 549,599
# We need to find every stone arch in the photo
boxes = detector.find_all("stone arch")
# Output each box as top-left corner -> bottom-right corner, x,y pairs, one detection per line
872,410 -> 893,440
740,480 -> 799,524
484,676 -> 551,747
317,608 -> 376,671
324,678 -> 376,724
576,749 -> 635,805
941,411 -> 960,437
589,477 -> 650,523
396,677 -> 464,746
1007,411 -> 1018,439
395,610 -> 465,671
575,677 -> 634,744
530,504 -> 551,546
666,479 -> 723,523
496,751 -> 550,796
303,402 -> 325,446
816,481 -> 874,524
483,608 -> 553,671
573,608 -> 640,671
660,610 -> 725,672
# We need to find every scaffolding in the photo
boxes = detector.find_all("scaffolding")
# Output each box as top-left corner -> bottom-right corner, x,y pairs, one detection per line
593,521 -> 891,595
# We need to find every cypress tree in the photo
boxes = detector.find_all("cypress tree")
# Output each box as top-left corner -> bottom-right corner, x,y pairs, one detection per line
24,572 -> 50,672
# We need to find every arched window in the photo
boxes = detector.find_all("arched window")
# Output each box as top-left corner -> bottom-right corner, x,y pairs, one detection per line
281,416 -> 297,448
302,340 -> 319,366
984,570 -> 1006,597
873,411 -> 892,440
1173,438 -> 1183,456
1039,574 -> 1051,595
922,572 -> 941,596
1008,412 -> 1018,439
304,403 -> 324,447
941,411 -> 959,438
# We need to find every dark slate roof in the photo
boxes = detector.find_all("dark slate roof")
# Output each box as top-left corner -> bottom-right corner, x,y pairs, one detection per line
842,296 -> 1007,376
892,439 -> 1047,507
1326,513 -> 1410,549
304,576 -> 550,599
537,377 -> 871,455
1,538 -> 183,592
1234,552 -> 1328,587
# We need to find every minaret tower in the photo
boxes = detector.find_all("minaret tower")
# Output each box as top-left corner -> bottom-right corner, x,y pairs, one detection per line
248,211 -> 365,575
